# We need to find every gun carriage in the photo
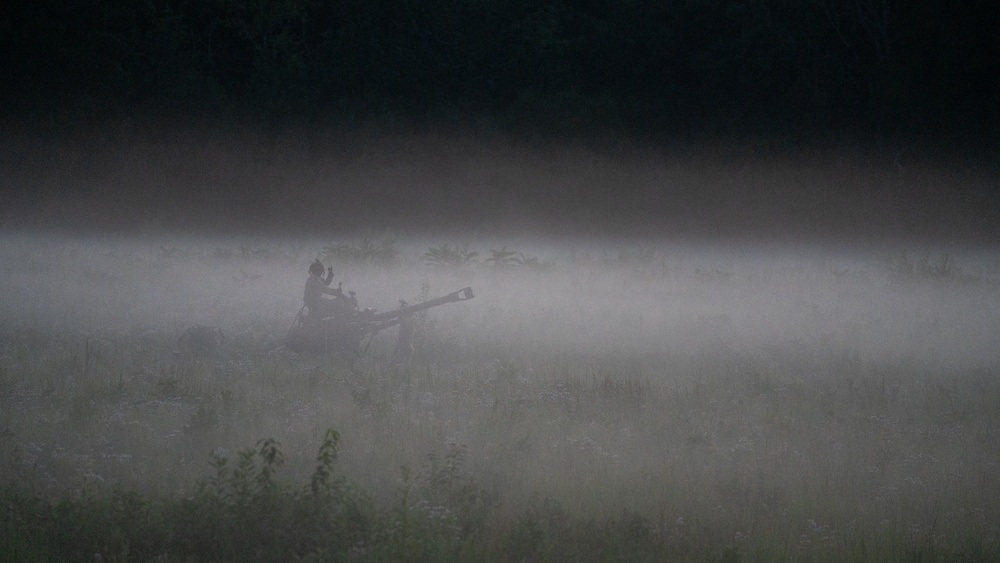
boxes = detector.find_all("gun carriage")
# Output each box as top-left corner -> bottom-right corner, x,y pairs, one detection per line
286,286 -> 475,354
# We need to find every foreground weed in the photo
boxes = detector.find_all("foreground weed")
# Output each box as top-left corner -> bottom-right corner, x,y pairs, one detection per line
387,443 -> 499,560
171,428 -> 377,561
2,426 -> 999,562
1,429 -> 376,562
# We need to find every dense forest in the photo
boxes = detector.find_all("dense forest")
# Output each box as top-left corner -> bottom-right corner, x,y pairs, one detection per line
2,0 -> 997,141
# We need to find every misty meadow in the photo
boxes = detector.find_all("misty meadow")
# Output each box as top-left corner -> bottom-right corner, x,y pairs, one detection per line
2,232 -> 999,562
3,0 -> 998,559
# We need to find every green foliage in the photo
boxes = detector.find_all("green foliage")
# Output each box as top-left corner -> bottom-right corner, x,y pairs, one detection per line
322,234 -> 400,265
184,403 -> 220,433
0,431 -> 669,562
496,501 -> 664,562
310,427 -> 340,497
423,243 -> 479,269
487,246 -> 551,271
416,243 -> 552,272
386,444 -> 500,560
166,429 -> 374,561
0,430 -> 376,562
887,252 -> 975,283
695,267 -> 733,282
486,246 -> 518,267
0,486 -> 167,562
417,444 -> 497,540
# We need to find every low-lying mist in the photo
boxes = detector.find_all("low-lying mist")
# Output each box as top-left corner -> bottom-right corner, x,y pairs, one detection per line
2,230 -> 1000,559
4,233 -> 998,367
3,234 -> 998,453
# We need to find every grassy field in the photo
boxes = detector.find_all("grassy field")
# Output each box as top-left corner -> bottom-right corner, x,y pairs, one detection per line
2,234 -> 999,562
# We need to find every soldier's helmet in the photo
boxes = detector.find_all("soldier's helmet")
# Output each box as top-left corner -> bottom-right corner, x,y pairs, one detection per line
309,259 -> 325,275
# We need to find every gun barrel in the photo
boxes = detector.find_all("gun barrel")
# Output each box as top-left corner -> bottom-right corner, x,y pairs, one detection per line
369,287 -> 474,322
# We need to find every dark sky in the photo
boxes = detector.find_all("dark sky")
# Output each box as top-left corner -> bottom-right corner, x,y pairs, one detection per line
1,0 -> 997,240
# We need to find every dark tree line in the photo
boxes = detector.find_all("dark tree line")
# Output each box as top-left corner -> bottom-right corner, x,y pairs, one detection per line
2,0 -> 997,140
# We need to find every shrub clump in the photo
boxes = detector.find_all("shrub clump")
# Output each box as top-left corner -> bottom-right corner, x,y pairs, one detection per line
1,429 -> 375,562
322,234 -> 400,265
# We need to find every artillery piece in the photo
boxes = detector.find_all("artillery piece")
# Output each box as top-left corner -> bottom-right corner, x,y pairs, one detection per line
286,286 -> 475,355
